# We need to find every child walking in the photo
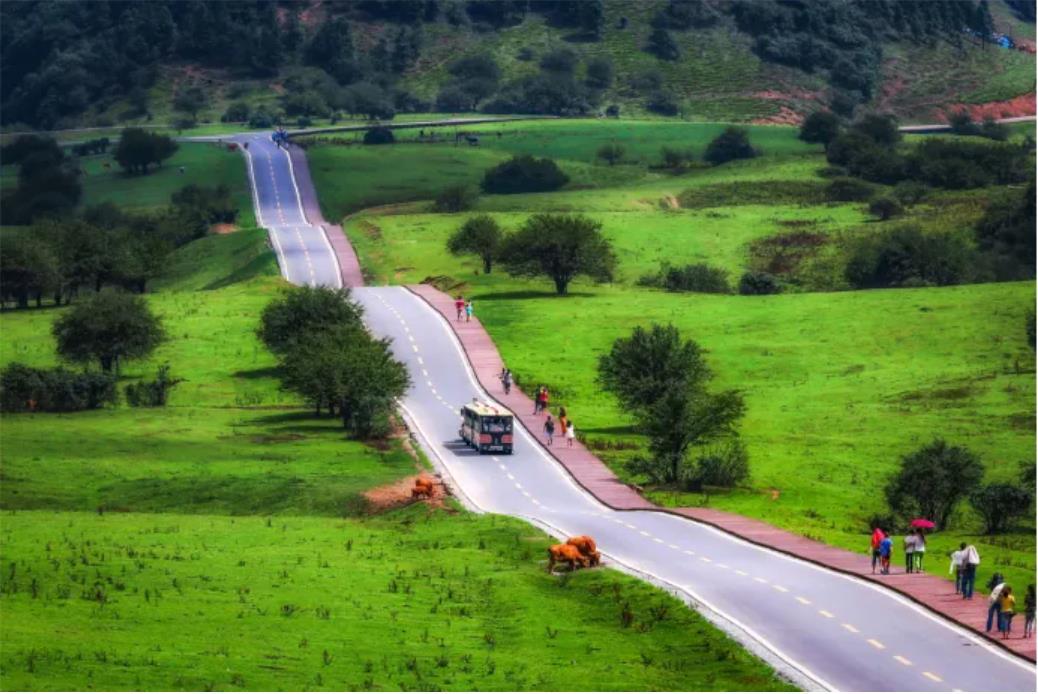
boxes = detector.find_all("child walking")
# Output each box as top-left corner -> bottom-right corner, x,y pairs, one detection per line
566,420 -> 576,447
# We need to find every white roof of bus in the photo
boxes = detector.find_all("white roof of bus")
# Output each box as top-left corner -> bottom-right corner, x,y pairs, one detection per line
461,401 -> 513,417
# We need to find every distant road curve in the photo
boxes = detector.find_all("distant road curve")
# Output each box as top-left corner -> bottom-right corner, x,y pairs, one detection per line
899,115 -> 1035,133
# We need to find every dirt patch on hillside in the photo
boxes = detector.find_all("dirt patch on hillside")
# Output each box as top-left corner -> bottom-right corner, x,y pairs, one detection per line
211,223 -> 239,235
364,474 -> 449,512
942,93 -> 1036,121
752,106 -> 803,126
357,219 -> 383,241
660,195 -> 680,210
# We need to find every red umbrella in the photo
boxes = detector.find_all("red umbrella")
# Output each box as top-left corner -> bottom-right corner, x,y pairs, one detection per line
910,518 -> 936,529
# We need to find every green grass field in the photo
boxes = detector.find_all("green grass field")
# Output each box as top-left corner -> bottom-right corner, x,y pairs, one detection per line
319,121 -> 1036,596
0,508 -> 792,692
1,148 -> 794,690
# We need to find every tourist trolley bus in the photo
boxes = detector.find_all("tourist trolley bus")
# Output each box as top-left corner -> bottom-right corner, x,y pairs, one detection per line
459,400 -> 515,454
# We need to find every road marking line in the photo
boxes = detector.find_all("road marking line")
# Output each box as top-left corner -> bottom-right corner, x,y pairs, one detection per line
735,569 -> 748,576
416,356 -> 424,365
867,639 -> 885,650
522,490 -> 530,497
531,499 -> 540,505
700,556 -> 712,563
795,596 -> 811,605
498,464 -> 506,470
422,369 -> 429,377
412,345 -> 419,353
514,482 -> 522,490
716,563 -> 729,569
668,544 -> 679,550
683,550 -> 696,556
893,655 -> 912,666
653,537 -> 664,544
754,577 -> 768,584
624,523 -> 637,530
841,623 -> 859,633
818,609 -> 834,618
639,530 -> 651,537
772,584 -> 788,593
426,380 -> 434,387
922,672 -> 942,683
491,457 -> 500,462
506,473 -> 515,480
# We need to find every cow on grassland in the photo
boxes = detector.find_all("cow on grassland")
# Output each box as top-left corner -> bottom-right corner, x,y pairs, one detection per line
547,543 -> 589,573
412,477 -> 435,500
567,535 -> 600,566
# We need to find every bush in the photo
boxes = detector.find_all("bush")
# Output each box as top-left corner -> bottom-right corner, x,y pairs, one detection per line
738,271 -> 781,295
124,364 -> 183,407
171,184 -> 237,224
845,225 -> 974,289
363,127 -> 395,145
248,110 -> 277,129
660,146 -> 694,169
799,111 -> 841,146
646,91 -> 679,116
868,196 -> 903,221
661,263 -> 731,294
605,104 -> 620,118
884,439 -> 984,530
596,143 -> 624,166
704,127 -> 759,165
684,440 -> 750,490
825,177 -> 874,202
969,483 -> 1034,534
585,57 -> 614,89
0,363 -> 117,412
481,155 -> 568,195
221,101 -> 251,123
892,181 -> 929,207
432,185 -> 478,213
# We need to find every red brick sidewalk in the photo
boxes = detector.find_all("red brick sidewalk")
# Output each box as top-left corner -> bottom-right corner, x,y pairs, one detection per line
407,283 -> 1036,663
286,145 -> 364,288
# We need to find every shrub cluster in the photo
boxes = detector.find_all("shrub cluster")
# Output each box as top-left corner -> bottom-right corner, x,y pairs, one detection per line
640,263 -> 731,294
0,363 -> 117,413
124,364 -> 182,407
481,155 -> 569,195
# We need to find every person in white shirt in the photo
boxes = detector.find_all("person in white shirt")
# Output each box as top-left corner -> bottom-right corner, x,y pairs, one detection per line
986,572 -> 1006,632
949,545 -> 965,594
903,532 -> 917,574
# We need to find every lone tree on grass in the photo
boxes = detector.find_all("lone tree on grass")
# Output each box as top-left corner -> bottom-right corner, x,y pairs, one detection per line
884,439 -> 984,530
114,128 -> 177,175
258,286 -> 363,356
173,86 -> 208,120
499,213 -> 616,295
52,289 -> 166,372
596,143 -> 625,166
868,196 -> 903,221
447,214 -> 503,274
969,483 -> 1034,534
798,111 -> 841,148
598,323 -> 745,486
704,127 -> 759,166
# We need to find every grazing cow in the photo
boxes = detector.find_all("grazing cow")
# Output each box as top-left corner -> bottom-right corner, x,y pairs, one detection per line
567,536 -> 600,566
226,143 -> 238,152
547,543 -> 588,573
411,477 -> 435,500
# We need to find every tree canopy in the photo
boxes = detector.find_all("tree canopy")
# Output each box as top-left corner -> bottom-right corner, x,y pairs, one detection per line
447,214 -> 503,274
257,286 -> 364,356
52,289 -> 167,372
114,128 -> 178,175
498,213 -> 616,295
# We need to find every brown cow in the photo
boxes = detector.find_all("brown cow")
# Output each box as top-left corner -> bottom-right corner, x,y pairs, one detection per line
567,535 -> 600,567
547,543 -> 588,573
411,477 -> 435,500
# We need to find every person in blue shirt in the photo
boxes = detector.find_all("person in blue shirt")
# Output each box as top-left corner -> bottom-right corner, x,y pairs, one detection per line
879,535 -> 894,575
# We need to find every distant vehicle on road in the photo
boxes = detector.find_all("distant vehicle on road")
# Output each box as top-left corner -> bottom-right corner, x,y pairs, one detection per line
459,400 -> 514,454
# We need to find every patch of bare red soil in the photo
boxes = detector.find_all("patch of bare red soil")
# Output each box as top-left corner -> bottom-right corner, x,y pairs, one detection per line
363,474 -> 449,512
942,93 -> 1036,121
752,106 -> 804,126
211,223 -> 238,235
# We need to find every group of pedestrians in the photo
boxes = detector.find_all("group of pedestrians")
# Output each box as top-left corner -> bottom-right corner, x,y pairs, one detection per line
453,295 -> 473,323
949,542 -> 981,598
532,387 -> 575,448
982,574 -> 1036,639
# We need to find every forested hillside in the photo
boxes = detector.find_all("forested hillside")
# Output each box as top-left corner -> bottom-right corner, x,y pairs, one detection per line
1,0 -> 1034,130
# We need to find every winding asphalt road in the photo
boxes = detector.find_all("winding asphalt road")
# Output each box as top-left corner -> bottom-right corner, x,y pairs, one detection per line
238,133 -> 341,288
244,132 -> 1036,692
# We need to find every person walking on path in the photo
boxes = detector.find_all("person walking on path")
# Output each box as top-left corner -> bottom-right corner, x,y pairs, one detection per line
870,527 -> 886,574
999,586 -> 1016,639
465,300 -> 473,323
879,534 -> 893,574
1023,585 -> 1035,638
961,543 -> 981,599
454,296 -> 465,321
950,544 -> 965,594
986,573 -> 1006,631
558,407 -> 568,438
903,531 -> 917,574
533,386 -> 545,415
500,368 -> 512,395
913,528 -> 926,572
543,415 -> 555,446
566,420 -> 576,447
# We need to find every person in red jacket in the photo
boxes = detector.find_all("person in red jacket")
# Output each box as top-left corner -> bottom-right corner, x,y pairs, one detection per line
870,527 -> 886,574
454,296 -> 465,321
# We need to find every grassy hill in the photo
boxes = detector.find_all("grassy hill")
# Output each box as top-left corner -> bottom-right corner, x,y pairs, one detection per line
0,135 -> 794,691
308,119 -> 1036,595
4,0 -> 1033,134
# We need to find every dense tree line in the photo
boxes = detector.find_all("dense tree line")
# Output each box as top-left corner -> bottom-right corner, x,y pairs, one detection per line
258,286 -> 409,437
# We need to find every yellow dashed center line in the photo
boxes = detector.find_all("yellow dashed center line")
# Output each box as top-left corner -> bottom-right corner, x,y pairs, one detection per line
818,609 -> 834,618
922,672 -> 942,683
867,639 -> 885,650
893,655 -> 912,666
796,596 -> 811,605
841,623 -> 859,633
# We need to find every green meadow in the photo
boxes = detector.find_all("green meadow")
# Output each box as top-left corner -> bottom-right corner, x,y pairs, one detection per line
313,120 -> 1036,593
0,125 -> 795,690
